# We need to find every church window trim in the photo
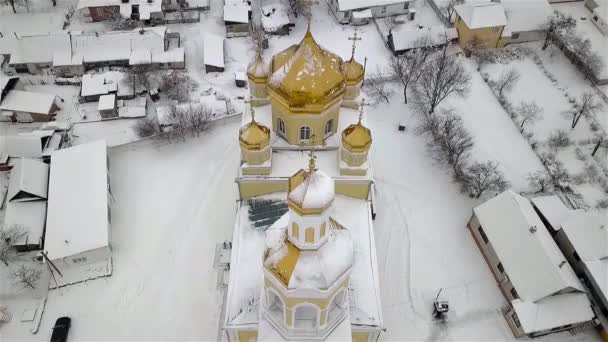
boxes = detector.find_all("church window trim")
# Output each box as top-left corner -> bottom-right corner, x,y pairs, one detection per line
324,119 -> 333,137
278,118 -> 286,137
299,126 -> 312,143
293,302 -> 321,329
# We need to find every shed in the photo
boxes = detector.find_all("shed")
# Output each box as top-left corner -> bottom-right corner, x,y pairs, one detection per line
224,5 -> 250,38
388,25 -> 449,55
98,94 -> 117,119
204,34 -> 225,73
7,158 -> 49,202
261,3 -> 291,35
235,72 -> 247,88
45,140 -> 110,268
0,90 -> 59,123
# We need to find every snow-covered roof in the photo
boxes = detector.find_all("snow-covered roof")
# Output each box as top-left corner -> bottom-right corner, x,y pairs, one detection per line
0,73 -> 19,102
531,195 -> 570,232
0,90 -> 56,115
152,47 -> 185,64
129,49 -> 152,65
200,95 -> 227,116
336,0 -> 412,12
5,200 -> 47,247
512,292 -> 594,334
224,4 -> 250,23
52,50 -> 83,66
0,32 -> 71,65
204,34 -> 225,68
288,170 -> 335,209
260,3 -> 291,32
76,0 -> 162,19
390,25 -> 449,51
225,195 -> 382,328
81,72 -> 126,97
473,191 -> 584,302
352,8 -> 372,19
455,3 -> 507,29
45,140 -> 109,261
7,158 -> 49,202
2,135 -> 45,159
118,106 -> 146,118
502,0 -> 551,33
98,94 -> 116,111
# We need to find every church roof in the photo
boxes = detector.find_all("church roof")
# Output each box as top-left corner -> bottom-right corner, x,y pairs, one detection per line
268,30 -> 346,111
239,118 -> 270,150
247,53 -> 269,83
287,168 -> 335,213
342,121 -> 372,153
264,214 -> 353,290
343,57 -> 364,85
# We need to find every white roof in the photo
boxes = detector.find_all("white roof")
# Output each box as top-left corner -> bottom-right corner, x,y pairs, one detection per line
512,292 -> 594,334
0,32 -> 71,65
531,195 -> 570,232
0,90 -> 56,115
52,50 -> 83,66
455,3 -> 507,29
98,94 -> 116,111
352,8 -> 372,18
76,0 -> 162,18
204,34 -> 225,68
288,170 -> 335,209
129,49 -> 152,65
473,191 -> 584,302
81,73 -> 120,97
152,47 -> 185,64
200,95 -> 227,115
502,0 -> 552,33
2,135 -> 44,159
0,73 -> 19,102
5,200 -> 47,247
337,0 -> 411,12
224,4 -> 250,23
7,158 -> 49,202
391,25 -> 449,51
45,140 -> 109,260
260,3 -> 291,32
118,106 -> 146,118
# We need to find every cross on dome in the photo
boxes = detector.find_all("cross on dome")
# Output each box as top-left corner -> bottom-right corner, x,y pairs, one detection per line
348,30 -> 362,60
300,0 -> 319,30
358,97 -> 367,123
244,96 -> 256,122
308,134 -> 318,173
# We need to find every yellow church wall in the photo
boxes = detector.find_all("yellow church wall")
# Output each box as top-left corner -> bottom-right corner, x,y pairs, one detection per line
248,80 -> 269,99
241,167 -> 271,176
271,97 -> 341,145
241,147 -> 271,166
340,168 -> 368,176
238,180 -> 288,198
455,16 -> 505,50
344,82 -> 362,101
238,330 -> 258,342
352,331 -> 370,342
335,182 -> 370,200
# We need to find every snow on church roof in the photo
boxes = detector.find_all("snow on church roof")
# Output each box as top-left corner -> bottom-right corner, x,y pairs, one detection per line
288,170 -> 335,209
45,140 -> 109,261
225,195 -> 382,328
473,191 -> 584,302
455,3 -> 507,29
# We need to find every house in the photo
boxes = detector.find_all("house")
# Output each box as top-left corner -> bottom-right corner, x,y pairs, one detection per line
52,51 -> 85,77
387,25 -> 452,55
98,94 -> 117,118
0,90 -> 60,123
328,0 -> 415,24
260,3 -> 292,35
224,3 -> 250,37
530,195 -> 571,235
502,0 -> 552,44
0,33 -> 71,73
468,191 -> 596,338
204,34 -> 225,73
76,0 -> 164,24
81,72 -> 134,102
7,158 -> 49,203
45,140 -> 111,270
586,0 -> 608,35
454,3 -> 508,52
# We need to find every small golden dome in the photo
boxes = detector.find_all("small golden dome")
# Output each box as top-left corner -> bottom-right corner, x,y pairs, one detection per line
342,121 -> 372,153
343,57 -> 364,85
239,119 -> 270,150
247,53 -> 269,83
267,30 -> 346,111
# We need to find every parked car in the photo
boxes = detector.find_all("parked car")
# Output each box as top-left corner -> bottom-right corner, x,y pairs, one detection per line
50,317 -> 71,342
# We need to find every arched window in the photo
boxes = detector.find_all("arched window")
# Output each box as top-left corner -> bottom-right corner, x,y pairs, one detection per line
278,118 -> 286,136
324,120 -> 333,136
327,289 -> 346,322
294,304 -> 318,329
299,126 -> 312,142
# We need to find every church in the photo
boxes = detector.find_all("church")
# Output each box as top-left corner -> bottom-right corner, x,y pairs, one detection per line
223,23 -> 383,342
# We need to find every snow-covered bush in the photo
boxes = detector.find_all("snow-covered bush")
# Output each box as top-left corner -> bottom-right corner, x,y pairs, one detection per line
584,163 -> 599,183
461,161 -> 509,198
575,147 -> 587,161
596,198 -> 608,209
572,173 -> 586,185
548,130 -> 571,149
134,116 -> 161,138
527,170 -> 553,193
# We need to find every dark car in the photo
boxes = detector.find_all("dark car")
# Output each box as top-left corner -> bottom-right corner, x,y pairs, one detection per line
50,317 -> 71,342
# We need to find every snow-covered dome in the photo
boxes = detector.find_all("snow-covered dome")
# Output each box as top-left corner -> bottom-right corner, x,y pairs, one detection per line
343,57 -> 364,85
264,215 -> 353,290
288,168 -> 335,212
239,116 -> 270,150
247,53 -> 269,83
267,29 -> 346,110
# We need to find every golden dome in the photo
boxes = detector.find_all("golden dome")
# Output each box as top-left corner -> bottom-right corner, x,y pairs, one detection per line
343,57 -> 364,85
247,53 -> 269,83
239,118 -> 270,150
267,30 -> 346,111
342,121 -> 372,153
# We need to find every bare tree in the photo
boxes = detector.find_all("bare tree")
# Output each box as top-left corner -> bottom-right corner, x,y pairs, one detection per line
572,92 -> 602,128
548,129 -> 570,149
461,161 -> 509,198
167,105 -> 189,142
543,11 -> 577,50
418,108 -> 474,177
443,0 -> 464,23
517,101 -> 543,133
494,69 -> 520,97
11,264 -> 42,290
185,104 -> 212,137
592,130 -> 607,156
111,12 -> 138,30
0,225 -> 26,266
2,0 -> 17,13
389,37 -> 432,104
127,65 -> 152,93
567,35 -> 605,81
133,115 -> 161,138
160,71 -> 196,102
364,72 -> 392,104
527,170 -> 553,193
383,16 -> 398,35
416,44 -> 471,115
